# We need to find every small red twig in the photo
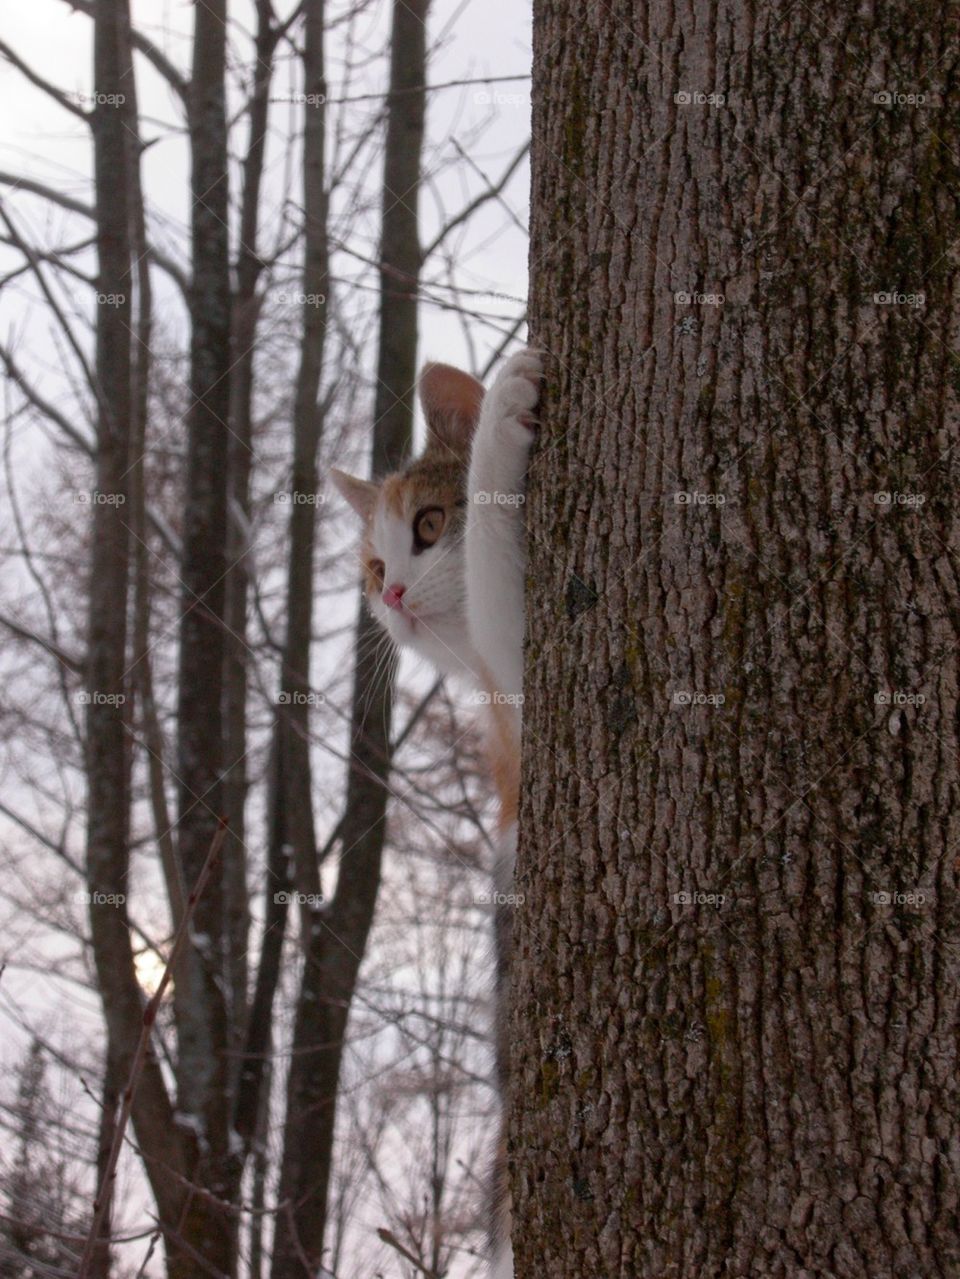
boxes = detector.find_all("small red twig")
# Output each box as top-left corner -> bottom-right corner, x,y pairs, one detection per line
76,818 -> 229,1279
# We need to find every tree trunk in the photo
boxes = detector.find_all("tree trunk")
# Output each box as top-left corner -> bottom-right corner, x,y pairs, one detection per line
86,0 -> 188,1245
513,3 -> 960,1277
224,0 -> 277,1102
271,2 -> 429,1274
173,0 -> 235,1272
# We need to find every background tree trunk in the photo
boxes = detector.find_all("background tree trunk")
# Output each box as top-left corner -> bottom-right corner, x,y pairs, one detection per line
271,2 -> 430,1274
514,2 -> 960,1276
173,0 -> 235,1272
85,0 -> 188,1255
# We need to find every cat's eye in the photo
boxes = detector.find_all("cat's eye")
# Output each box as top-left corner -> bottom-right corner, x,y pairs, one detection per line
413,506 -> 445,551
368,558 -> 385,586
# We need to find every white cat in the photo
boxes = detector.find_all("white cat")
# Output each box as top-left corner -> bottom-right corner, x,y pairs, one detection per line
332,347 -> 543,1279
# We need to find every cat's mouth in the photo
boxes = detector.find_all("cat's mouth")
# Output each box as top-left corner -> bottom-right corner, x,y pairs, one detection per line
387,604 -> 448,636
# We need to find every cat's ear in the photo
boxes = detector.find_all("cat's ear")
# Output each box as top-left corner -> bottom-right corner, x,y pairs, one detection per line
419,362 -> 484,462
330,468 -> 380,522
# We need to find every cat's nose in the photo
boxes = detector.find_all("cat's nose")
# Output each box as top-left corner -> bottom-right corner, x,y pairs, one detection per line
383,583 -> 406,610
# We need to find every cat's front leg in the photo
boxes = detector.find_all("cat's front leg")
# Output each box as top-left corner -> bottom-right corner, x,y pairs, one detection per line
466,348 -> 543,701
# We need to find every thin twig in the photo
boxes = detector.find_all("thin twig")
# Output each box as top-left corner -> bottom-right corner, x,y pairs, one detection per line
377,1227 -> 442,1278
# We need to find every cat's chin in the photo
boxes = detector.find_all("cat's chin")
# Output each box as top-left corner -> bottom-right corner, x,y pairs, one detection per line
383,609 -> 481,684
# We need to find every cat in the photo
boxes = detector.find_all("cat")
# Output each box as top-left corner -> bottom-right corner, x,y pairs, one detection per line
331,346 -> 543,1279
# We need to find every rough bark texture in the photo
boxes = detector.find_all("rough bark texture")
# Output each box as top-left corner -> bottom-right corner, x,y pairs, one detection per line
513,3 -> 960,1277
271,2 -> 429,1274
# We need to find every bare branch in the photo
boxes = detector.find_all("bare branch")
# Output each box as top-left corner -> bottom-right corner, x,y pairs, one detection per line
61,0 -> 189,101
422,140 -> 529,260
0,38 -> 91,120
0,612 -> 83,673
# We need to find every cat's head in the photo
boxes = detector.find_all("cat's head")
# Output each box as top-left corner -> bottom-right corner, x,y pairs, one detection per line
331,362 -> 484,678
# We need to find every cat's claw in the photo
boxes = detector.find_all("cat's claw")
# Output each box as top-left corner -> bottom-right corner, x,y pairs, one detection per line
487,348 -> 544,444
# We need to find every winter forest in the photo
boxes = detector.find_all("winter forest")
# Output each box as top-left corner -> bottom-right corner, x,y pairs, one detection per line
0,1 -> 529,1275
3,1 -> 960,1278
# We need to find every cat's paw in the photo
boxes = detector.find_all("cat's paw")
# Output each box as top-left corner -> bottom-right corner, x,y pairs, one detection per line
487,348 -> 543,440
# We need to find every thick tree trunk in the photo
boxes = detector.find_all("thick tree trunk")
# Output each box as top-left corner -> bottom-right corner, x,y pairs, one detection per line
271,2 -> 429,1274
513,3 -> 960,1277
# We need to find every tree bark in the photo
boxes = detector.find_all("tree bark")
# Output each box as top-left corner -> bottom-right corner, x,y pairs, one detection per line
224,0 -> 277,1101
271,2 -> 429,1274
85,0 -> 188,1244
513,3 -> 960,1277
173,1 -> 235,1272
